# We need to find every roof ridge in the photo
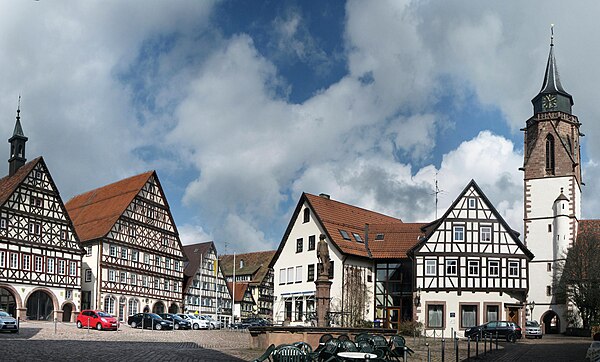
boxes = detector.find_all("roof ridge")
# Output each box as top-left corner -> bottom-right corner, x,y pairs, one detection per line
68,171 -> 154,203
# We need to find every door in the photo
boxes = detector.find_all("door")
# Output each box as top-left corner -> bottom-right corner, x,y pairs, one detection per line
507,307 -> 519,324
386,308 -> 401,331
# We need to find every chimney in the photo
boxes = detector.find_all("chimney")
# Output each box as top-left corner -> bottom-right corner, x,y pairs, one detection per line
319,193 -> 330,200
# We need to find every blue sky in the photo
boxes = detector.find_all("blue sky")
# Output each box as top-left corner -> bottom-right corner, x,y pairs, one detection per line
2,1 -> 600,253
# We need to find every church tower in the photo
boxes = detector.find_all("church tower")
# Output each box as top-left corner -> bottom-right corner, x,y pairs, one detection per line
8,101 -> 28,176
522,31 -> 582,333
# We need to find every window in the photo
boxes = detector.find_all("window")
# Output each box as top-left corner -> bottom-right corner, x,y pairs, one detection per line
446,259 -> 457,276
34,256 -> 43,272
547,262 -> 552,272
468,198 -> 476,209
22,254 -> 30,270
128,299 -> 139,315
109,245 -> 117,257
162,237 -> 168,246
10,253 -> 18,269
279,268 -> 286,285
295,266 -> 303,283
47,258 -> 55,274
375,233 -> 384,240
121,247 -> 128,260
548,224 -> 552,232
427,304 -> 444,328
307,264 -> 315,281
296,238 -> 303,253
58,260 -> 66,275
308,235 -> 316,251
108,270 -> 115,282
295,299 -> 304,321
352,233 -> 363,242
546,134 -> 555,174
461,304 -> 478,328
488,260 -> 500,277
61,229 -> 69,241
144,253 -> 149,264
65,289 -> 73,300
34,170 -> 42,179
154,278 -> 159,290
486,305 -> 499,322
453,226 -> 464,242
29,196 -> 42,208
480,226 -> 491,242
131,250 -> 138,262
142,275 -> 148,287
546,285 -> 552,296
164,280 -> 169,290
104,296 -> 116,315
339,230 -> 351,240
0,218 -> 7,229
130,273 -> 137,285
287,267 -> 294,284
165,258 -> 171,270
0,251 -> 4,268
174,261 -> 180,271
69,261 -> 77,276
129,227 -> 136,238
303,208 -> 310,223
120,272 -> 127,284
468,260 -> 480,276
155,256 -> 161,267
328,260 -> 334,279
85,269 -> 92,282
28,222 -> 42,236
85,246 -> 92,257
425,260 -> 436,276
508,261 -> 519,277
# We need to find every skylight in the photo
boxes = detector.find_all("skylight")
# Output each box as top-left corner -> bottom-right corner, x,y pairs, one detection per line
339,230 -> 351,240
352,233 -> 363,242
375,233 -> 384,240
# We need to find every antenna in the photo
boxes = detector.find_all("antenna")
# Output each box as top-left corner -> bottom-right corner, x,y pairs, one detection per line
431,172 -> 445,219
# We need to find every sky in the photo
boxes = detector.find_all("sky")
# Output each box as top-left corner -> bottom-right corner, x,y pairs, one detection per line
2,0 -> 600,254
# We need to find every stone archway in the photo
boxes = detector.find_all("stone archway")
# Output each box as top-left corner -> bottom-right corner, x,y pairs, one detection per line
168,303 -> 179,314
0,285 -> 20,317
541,310 -> 561,334
152,301 -> 165,314
61,302 -> 74,322
26,290 -> 55,321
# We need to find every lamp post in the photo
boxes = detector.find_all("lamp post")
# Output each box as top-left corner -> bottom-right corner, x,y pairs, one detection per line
528,301 -> 535,320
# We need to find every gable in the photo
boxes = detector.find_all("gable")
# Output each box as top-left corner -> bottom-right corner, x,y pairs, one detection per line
411,180 -> 533,259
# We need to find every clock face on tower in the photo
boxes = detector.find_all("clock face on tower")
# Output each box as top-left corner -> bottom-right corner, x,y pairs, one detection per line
542,94 -> 557,110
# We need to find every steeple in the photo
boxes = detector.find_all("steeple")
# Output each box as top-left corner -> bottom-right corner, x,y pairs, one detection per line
532,25 -> 574,114
8,97 -> 28,176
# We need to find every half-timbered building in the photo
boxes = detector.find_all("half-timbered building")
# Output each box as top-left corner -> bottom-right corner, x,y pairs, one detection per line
409,180 -> 533,337
0,109 -> 84,322
182,241 -> 232,326
221,250 -> 275,322
227,281 -> 255,322
65,171 -> 185,321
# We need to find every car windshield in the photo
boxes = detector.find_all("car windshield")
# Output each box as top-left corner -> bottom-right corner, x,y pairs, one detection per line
171,315 -> 183,321
97,312 -> 111,317
148,313 -> 162,319
526,321 -> 539,327
0,312 -> 10,317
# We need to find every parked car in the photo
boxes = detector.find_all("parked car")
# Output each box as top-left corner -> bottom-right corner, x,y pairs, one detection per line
127,313 -> 173,330
525,320 -> 542,339
0,311 -> 18,333
77,310 -> 119,331
200,315 -> 222,329
243,317 -> 270,327
177,314 -> 209,330
464,321 -> 522,342
159,313 -> 191,330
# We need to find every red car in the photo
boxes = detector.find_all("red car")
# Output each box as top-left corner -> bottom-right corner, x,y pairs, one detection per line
76,310 -> 119,330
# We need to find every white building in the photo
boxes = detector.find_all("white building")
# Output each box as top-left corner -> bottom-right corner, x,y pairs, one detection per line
409,180 -> 533,337
0,109 -> 83,322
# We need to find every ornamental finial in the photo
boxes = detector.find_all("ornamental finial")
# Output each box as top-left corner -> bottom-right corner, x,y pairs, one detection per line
550,24 -> 554,46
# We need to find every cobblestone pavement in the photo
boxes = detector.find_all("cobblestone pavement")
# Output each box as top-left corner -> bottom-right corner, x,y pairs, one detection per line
0,320 -> 260,361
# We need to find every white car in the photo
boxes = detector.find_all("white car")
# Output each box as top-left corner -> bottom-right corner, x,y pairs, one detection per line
177,314 -> 209,330
200,315 -> 222,329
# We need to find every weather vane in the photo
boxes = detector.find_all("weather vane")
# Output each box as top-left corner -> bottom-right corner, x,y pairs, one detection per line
550,24 -> 554,46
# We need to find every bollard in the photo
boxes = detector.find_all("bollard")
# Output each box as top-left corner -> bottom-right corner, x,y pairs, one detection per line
403,346 -> 407,362
87,316 -> 90,333
484,334 -> 487,355
489,332 -> 493,351
455,336 -> 459,362
495,331 -> 498,350
54,318 -> 57,334
441,338 -> 445,362
426,342 -> 431,362
475,334 -> 479,358
16,317 -> 20,335
467,336 -> 471,361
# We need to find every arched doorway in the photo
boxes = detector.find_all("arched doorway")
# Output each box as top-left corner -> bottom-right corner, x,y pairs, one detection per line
0,287 -> 17,317
152,301 -> 165,314
26,290 -> 54,321
168,303 -> 179,314
62,303 -> 73,322
542,310 -> 560,334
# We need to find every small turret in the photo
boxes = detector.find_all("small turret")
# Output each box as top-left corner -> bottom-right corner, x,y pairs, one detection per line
552,188 -> 570,261
8,98 -> 28,176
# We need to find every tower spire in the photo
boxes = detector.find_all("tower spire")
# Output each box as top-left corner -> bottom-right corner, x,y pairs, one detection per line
8,96 -> 28,176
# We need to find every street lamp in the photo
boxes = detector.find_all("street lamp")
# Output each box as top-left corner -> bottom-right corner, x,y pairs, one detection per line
528,301 -> 535,318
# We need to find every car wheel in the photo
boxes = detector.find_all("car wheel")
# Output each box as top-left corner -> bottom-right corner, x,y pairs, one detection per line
156,324 -> 162,330
538,336 -> 543,339
130,321 -> 137,328
96,323 -> 103,331
174,323 -> 180,330
506,333 -> 516,343
193,323 -> 199,330
10,330 -> 18,333
77,321 -> 83,329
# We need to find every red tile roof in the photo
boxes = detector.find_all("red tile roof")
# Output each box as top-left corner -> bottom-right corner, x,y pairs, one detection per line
227,282 -> 250,303
0,157 -> 42,206
368,223 -> 427,259
65,171 -> 154,242
220,250 -> 276,285
305,193 -> 404,258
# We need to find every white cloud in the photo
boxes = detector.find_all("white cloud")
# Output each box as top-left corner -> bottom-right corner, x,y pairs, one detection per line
178,224 -> 213,246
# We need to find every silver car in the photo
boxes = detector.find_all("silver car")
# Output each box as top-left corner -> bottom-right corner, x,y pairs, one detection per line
0,311 -> 18,333
177,314 -> 209,330
525,320 -> 542,339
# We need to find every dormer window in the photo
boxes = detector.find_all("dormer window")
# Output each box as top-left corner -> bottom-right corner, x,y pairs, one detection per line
240,260 -> 244,269
339,230 -> 351,240
352,233 -> 363,242
375,233 -> 384,240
